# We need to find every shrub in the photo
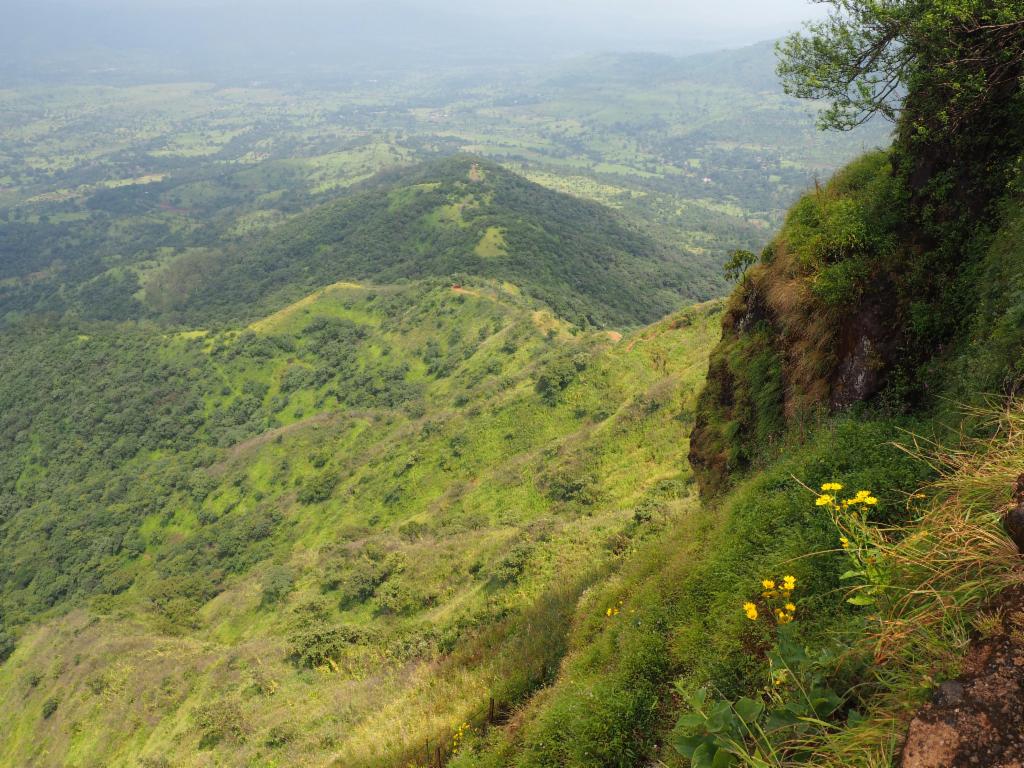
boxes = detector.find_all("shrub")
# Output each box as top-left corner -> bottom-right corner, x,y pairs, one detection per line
333,554 -> 401,608
193,699 -> 246,748
265,723 -> 297,747
398,520 -> 430,541
543,466 -> 601,505
535,354 -> 586,406
85,673 -> 109,695
288,622 -> 372,668
375,579 -> 435,615
297,470 -> 338,504
279,365 -> 313,393
812,257 -> 869,309
260,565 -> 295,607
0,629 -> 15,664
42,697 -> 59,719
490,543 -> 532,586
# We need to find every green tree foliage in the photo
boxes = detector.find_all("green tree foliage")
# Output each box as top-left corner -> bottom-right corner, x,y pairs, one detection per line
779,0 -> 1024,246
535,354 -> 587,406
490,542 -> 533,586
296,471 -> 338,505
0,629 -> 13,664
260,565 -> 295,607
288,623 -> 372,668
778,0 -> 1024,134
722,249 -> 757,283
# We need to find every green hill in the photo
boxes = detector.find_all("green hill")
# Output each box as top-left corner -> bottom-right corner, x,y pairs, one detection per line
3,7 -> 1024,768
142,157 -> 722,329
0,278 -> 721,767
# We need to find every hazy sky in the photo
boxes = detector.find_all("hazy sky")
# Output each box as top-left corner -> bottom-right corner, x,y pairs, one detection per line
429,0 -> 824,34
37,0 -> 827,41
6,0 -> 829,79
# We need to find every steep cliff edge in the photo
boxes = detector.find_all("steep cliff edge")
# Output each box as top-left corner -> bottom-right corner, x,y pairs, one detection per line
690,146 -> 1024,495
692,2 -> 1024,494
678,12 -> 1024,766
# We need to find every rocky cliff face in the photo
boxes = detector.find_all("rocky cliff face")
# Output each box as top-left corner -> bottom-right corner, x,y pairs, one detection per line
901,583 -> 1024,768
689,144 -> 1024,495
689,153 -> 904,494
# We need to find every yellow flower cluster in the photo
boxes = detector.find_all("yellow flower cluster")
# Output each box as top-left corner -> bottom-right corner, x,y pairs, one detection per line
775,602 -> 797,625
744,575 -> 798,624
762,574 -> 796,598
818,484 -> 879,553
452,722 -> 471,752
605,598 -> 625,617
846,490 -> 879,506
816,485 -> 878,509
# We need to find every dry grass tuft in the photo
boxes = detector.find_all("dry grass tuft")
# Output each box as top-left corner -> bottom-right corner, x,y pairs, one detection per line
752,239 -> 836,417
812,400 -> 1024,765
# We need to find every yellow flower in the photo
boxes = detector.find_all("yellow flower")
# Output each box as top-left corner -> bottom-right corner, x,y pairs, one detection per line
840,536 -> 850,549
865,496 -> 878,505
743,602 -> 758,621
785,603 -> 796,612
782,575 -> 796,591
816,494 -> 834,507
821,482 -> 843,492
762,579 -> 776,590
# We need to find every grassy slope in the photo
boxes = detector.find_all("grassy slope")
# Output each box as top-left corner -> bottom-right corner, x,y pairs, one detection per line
448,166 -> 1024,767
0,280 -> 721,768
452,416 -> 932,768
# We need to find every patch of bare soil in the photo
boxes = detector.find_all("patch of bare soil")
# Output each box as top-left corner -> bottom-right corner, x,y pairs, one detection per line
901,584 -> 1024,768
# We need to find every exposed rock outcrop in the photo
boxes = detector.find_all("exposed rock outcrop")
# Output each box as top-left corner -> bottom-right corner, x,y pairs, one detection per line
901,585 -> 1024,768
1003,474 -> 1024,554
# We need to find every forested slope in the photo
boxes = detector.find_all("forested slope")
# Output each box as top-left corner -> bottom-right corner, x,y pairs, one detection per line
144,157 -> 719,328
0,279 -> 721,767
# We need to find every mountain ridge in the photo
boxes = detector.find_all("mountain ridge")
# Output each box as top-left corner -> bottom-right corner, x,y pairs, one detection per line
145,156 -> 722,328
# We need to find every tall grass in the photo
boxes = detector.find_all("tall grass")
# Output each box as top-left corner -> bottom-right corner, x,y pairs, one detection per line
809,401 -> 1024,765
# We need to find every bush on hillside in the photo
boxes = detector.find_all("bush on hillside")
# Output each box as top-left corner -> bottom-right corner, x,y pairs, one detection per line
192,699 -> 246,748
